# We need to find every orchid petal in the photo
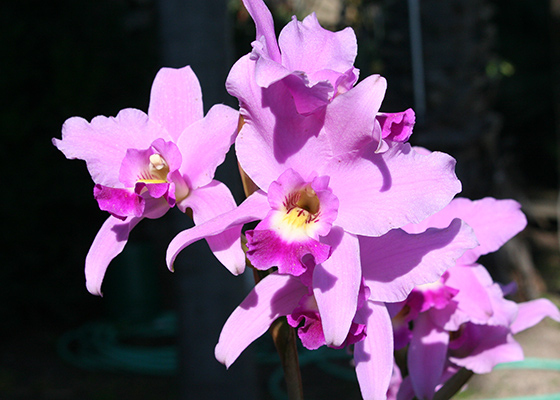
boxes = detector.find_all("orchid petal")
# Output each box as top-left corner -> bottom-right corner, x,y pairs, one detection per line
149,138 -> 183,176
246,111 -> 329,187
136,181 -> 171,201
376,108 -> 416,143
287,294 -> 327,350
396,376 -> 415,400
176,104 -> 238,189
167,190 -> 269,272
85,199 -> 169,296
438,264 -> 495,328
252,45 -> 292,88
278,13 -> 357,81
511,298 -> 560,334
215,273 -> 307,367
327,142 -> 461,237
229,55 -> 331,189
354,301 -> 393,400
361,219 -> 477,303
147,65 -> 203,142
183,180 -> 237,224
487,290 -> 519,327
246,229 -> 330,276
54,109 -> 171,187
313,228 -> 361,346
449,324 -> 523,374
241,0 -> 281,62
281,73 -> 332,115
408,312 -> 449,400
119,139 -> 181,186
324,74 -> 387,155
85,215 -> 141,296
93,185 -> 144,218
182,180 -> 245,275
227,54 -> 256,104
265,167 -> 308,209
403,197 -> 527,264
387,362 -> 404,400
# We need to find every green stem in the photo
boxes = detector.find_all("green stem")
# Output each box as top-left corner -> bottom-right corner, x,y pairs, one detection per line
270,317 -> 304,400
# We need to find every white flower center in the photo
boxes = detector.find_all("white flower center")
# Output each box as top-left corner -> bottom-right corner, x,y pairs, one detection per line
138,153 -> 169,183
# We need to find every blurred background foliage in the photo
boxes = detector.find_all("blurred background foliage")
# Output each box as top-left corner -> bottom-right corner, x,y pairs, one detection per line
1,0 -> 559,398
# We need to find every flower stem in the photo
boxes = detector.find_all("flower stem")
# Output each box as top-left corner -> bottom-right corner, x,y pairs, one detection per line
270,317 -> 305,400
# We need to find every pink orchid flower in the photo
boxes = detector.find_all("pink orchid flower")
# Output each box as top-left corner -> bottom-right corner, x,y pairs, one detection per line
213,216 -> 477,400
168,110 -> 462,349
169,49 -> 462,349
387,197 -> 560,400
239,0 -> 359,115
167,0 -> 464,353
53,66 -> 242,295
394,291 -> 560,400
235,0 -> 415,146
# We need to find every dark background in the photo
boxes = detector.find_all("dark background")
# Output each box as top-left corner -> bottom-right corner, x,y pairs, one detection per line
2,0 -> 559,399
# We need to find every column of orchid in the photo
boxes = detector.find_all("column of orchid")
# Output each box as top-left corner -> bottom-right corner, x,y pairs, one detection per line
53,1 -> 560,399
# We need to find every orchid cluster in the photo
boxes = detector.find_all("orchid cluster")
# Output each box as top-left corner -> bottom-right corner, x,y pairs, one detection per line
53,1 -> 560,399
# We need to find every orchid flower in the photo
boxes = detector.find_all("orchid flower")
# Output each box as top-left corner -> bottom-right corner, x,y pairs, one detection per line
163,5 -> 471,395
236,0 -> 415,144
393,293 -> 560,400
387,197 -> 560,400
214,216 -> 477,400
169,11 -> 464,346
168,15 -> 463,348
53,66 -> 242,295
239,0 -> 359,115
